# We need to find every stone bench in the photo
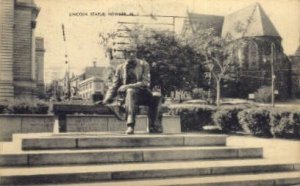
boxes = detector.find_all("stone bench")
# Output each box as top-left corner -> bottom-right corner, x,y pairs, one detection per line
65,115 -> 148,132
53,103 -> 181,134
53,103 -> 112,132
64,114 -> 181,133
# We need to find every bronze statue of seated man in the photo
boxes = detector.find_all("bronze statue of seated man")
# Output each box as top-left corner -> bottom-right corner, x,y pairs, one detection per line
102,47 -> 162,134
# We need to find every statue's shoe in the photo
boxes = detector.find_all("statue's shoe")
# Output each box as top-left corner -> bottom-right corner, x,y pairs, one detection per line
149,125 -> 162,133
125,126 -> 134,135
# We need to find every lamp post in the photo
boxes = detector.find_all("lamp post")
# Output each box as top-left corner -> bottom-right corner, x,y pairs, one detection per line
271,43 -> 276,108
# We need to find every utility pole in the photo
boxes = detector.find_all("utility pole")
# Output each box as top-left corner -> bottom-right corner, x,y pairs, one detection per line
61,24 -> 71,100
271,42 -> 276,108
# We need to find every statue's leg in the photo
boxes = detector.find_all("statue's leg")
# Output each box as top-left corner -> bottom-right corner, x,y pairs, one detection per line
125,88 -> 137,128
148,93 -> 162,132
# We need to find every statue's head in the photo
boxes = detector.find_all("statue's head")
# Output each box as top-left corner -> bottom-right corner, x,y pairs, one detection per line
123,43 -> 137,61
124,49 -> 137,61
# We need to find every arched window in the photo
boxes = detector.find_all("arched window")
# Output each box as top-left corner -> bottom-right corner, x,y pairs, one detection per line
237,47 -> 244,65
248,41 -> 259,68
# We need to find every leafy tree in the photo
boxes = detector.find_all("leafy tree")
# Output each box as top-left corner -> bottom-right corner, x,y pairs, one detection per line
130,26 -> 206,96
182,28 -> 238,107
99,26 -> 206,97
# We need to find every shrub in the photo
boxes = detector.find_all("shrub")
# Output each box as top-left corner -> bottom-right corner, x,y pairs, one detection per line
254,86 -> 271,103
0,102 -> 8,114
192,88 -> 208,99
7,98 -> 49,114
35,100 -> 50,114
292,111 -> 300,138
213,106 -> 245,133
168,105 -> 216,131
238,108 -> 272,137
270,109 -> 300,138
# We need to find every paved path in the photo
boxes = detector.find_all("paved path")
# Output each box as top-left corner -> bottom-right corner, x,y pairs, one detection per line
227,135 -> 300,162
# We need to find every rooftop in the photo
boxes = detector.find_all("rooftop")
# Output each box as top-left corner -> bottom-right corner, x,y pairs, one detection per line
222,3 -> 280,39
184,12 -> 224,36
183,3 -> 281,39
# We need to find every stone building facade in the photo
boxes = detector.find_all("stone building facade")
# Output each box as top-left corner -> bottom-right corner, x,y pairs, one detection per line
182,3 -> 291,99
78,77 -> 105,100
57,63 -> 108,100
289,45 -> 300,98
0,0 -> 42,101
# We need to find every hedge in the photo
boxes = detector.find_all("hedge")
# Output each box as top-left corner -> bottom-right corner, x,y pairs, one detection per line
6,98 -> 49,114
0,102 -> 8,114
213,106 -> 246,133
270,108 -> 300,138
238,108 -> 272,137
254,86 -> 271,103
168,105 -> 216,131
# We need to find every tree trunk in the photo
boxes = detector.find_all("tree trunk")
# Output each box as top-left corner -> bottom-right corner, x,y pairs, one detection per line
216,79 -> 221,108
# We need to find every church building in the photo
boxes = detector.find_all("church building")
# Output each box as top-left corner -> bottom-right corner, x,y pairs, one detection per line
182,3 -> 291,99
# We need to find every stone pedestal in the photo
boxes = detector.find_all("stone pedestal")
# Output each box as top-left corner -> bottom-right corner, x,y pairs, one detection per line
0,114 -> 55,141
66,115 -> 148,132
161,115 -> 181,134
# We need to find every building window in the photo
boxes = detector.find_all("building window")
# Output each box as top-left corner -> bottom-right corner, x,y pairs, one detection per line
238,48 -> 243,64
248,41 -> 259,68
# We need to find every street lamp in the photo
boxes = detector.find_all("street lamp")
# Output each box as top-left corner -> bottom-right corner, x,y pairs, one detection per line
262,46 -> 276,108
271,42 -> 276,108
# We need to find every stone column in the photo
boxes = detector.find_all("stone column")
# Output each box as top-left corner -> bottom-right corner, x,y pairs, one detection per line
13,0 -> 40,98
0,0 -> 14,101
35,37 -> 45,97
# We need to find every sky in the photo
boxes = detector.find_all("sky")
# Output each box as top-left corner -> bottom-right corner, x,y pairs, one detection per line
34,0 -> 300,83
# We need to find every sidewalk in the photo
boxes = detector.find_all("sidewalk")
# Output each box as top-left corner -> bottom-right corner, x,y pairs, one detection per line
257,99 -> 300,109
227,135 -> 300,162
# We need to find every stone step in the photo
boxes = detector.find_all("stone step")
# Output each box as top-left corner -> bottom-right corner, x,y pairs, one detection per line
0,159 -> 299,185
20,134 -> 227,150
0,146 -> 262,166
31,172 -> 300,186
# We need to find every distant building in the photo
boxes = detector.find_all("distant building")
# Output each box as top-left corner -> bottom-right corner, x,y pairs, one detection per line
289,45 -> 300,98
69,74 -> 83,98
83,62 -> 107,80
78,77 -> 106,100
182,13 -> 224,37
63,62 -> 108,100
0,0 -> 42,100
182,3 -> 291,99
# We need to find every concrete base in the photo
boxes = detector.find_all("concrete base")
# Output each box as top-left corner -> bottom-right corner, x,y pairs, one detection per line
66,114 -> 182,134
0,115 -> 54,141
66,115 -> 148,132
162,115 -> 181,133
